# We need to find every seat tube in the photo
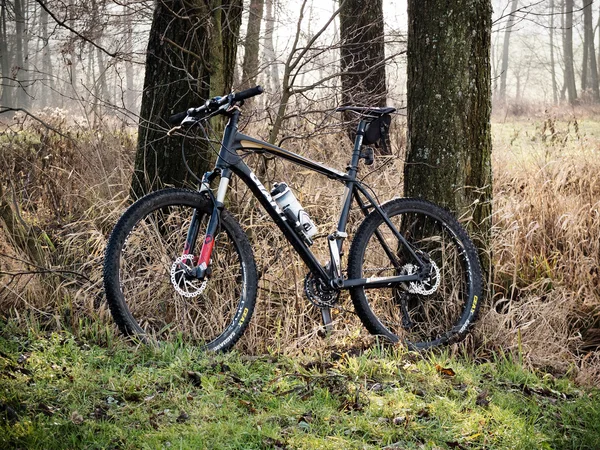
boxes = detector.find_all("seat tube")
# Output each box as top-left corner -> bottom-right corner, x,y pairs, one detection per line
337,119 -> 368,235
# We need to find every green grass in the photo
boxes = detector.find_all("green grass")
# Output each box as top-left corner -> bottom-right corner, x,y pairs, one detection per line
1,321 -> 599,450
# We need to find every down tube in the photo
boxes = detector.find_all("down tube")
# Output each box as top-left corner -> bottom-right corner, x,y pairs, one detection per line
231,162 -> 329,281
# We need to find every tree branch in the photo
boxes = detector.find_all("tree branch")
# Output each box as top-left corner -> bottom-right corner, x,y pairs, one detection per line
0,107 -> 71,139
32,0 -> 119,58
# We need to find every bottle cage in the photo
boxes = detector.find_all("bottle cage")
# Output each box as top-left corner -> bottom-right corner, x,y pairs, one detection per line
363,114 -> 392,146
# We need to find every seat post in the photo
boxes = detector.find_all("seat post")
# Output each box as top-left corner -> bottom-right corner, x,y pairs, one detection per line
348,119 -> 368,177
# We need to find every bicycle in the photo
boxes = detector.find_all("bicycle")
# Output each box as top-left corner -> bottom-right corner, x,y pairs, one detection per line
103,86 -> 482,352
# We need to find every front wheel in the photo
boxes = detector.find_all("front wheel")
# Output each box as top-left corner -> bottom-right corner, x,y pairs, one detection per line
103,188 -> 257,352
347,198 -> 482,350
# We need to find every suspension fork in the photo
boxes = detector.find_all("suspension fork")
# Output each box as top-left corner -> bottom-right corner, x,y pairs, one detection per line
181,170 -> 229,279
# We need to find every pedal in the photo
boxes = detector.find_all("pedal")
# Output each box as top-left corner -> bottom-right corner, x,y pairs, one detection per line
360,147 -> 374,165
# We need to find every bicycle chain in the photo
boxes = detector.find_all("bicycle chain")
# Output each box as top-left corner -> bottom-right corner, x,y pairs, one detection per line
170,255 -> 208,298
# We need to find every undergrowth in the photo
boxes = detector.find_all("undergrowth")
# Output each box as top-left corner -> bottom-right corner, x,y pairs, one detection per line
1,108 -> 600,385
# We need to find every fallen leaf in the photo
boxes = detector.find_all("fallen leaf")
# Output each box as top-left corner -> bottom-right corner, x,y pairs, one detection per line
393,416 -> 406,426
186,371 -> 202,388
71,411 -> 84,425
435,364 -> 456,377
238,399 -> 257,414
476,389 -> 490,407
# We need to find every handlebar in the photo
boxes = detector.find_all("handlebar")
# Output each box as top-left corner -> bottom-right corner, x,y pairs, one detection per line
168,85 -> 264,126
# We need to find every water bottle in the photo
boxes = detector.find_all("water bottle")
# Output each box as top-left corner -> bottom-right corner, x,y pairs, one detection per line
271,183 -> 317,241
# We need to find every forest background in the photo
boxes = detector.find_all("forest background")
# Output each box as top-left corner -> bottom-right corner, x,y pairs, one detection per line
1,0 -> 600,387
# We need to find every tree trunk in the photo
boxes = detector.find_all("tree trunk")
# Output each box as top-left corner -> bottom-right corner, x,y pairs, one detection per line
340,0 -> 388,152
124,8 -> 134,111
499,0 -> 518,104
584,1 -> 600,100
14,0 -> 29,109
262,0 -> 279,94
564,0 -> 578,104
0,0 -> 13,108
39,1 -> 53,108
550,0 -> 558,105
241,0 -> 264,89
405,0 -> 493,266
131,0 -> 242,198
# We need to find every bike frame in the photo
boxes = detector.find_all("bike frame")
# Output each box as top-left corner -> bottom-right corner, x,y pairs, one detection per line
188,108 -> 428,290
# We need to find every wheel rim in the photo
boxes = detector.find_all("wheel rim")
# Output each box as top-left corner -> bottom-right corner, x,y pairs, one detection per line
117,202 -> 246,346
359,208 -> 473,348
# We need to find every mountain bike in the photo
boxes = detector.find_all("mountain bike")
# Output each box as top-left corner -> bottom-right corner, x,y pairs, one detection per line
103,86 -> 482,352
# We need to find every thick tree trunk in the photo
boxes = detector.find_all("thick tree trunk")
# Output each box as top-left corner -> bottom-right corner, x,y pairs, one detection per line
131,0 -> 242,198
241,0 -> 264,89
339,0 -> 388,152
499,0 -> 518,104
564,0 -> 578,104
406,0 -> 493,265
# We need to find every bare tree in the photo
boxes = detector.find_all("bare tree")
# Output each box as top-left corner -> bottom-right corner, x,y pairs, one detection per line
582,0 -> 599,100
339,0 -> 387,150
563,0 -> 578,104
241,0 -> 264,90
498,0 -> 519,103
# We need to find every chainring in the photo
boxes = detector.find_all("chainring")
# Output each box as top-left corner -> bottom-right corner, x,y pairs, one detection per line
304,273 -> 339,308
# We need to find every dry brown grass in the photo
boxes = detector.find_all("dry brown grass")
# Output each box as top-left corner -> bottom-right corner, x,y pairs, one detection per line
2,109 -> 600,384
481,113 -> 600,383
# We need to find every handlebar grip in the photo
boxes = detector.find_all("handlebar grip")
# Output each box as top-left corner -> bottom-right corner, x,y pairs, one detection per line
168,110 -> 188,125
232,85 -> 264,102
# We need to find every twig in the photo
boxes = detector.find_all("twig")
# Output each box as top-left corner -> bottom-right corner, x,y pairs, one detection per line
0,107 -> 72,140
32,0 -> 118,58
0,269 -> 92,284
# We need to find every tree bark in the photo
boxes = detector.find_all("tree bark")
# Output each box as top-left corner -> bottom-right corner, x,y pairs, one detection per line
340,0 -> 388,152
241,0 -> 264,89
405,0 -> 493,265
499,0 -> 518,104
564,0 -> 578,104
131,0 -> 242,198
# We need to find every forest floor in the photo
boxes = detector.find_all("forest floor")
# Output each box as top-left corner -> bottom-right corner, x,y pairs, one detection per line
1,320 -> 599,450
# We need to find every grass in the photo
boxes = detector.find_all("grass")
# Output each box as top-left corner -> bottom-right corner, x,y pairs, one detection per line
1,320 -> 599,450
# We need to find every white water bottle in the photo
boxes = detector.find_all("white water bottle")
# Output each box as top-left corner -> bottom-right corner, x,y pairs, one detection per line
271,183 -> 317,239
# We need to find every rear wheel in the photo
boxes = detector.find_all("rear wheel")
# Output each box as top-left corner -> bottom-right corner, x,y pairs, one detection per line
103,188 -> 257,352
348,198 -> 482,350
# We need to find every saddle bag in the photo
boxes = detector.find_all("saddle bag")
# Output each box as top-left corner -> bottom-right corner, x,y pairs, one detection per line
363,114 -> 392,146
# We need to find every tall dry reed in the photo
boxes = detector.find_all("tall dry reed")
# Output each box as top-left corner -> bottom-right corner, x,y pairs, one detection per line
2,109 -> 600,383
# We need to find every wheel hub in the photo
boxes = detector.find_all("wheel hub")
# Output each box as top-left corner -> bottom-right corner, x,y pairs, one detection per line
401,261 -> 441,295
170,255 -> 207,298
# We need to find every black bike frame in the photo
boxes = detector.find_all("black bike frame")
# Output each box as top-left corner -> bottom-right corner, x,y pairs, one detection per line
189,108 -> 427,290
